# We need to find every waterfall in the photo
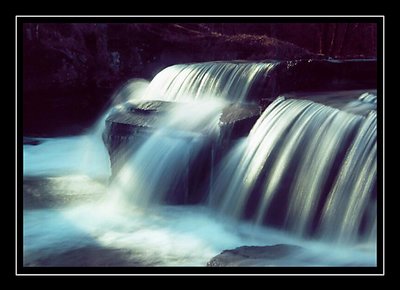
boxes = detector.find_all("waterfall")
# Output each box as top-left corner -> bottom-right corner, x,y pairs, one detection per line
23,60 -> 378,267
318,110 -> 377,243
107,62 -> 377,244
136,61 -> 276,102
107,62 -> 277,207
107,100 -> 226,207
212,96 -> 376,244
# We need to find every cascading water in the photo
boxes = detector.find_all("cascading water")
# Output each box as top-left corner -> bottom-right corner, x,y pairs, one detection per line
212,95 -> 377,244
107,100 -> 226,208
318,110 -> 377,243
23,61 -> 378,267
131,61 -> 276,102
106,61 -> 277,207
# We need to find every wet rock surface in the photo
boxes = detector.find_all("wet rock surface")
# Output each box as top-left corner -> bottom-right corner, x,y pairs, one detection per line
105,100 -> 262,132
219,103 -> 262,125
207,244 -> 303,267
102,101 -> 263,183
24,245 -> 148,267
269,59 -> 377,98
23,176 -> 107,209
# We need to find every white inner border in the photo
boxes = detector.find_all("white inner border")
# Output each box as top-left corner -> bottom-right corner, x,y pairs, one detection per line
15,15 -> 385,276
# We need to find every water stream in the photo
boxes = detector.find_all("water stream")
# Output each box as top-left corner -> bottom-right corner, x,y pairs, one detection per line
22,62 -> 378,267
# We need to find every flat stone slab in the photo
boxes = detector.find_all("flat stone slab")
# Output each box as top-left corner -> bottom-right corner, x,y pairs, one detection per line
219,103 -> 261,125
107,100 -> 262,131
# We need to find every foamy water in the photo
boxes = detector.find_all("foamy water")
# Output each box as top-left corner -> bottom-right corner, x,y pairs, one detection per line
22,134 -> 376,266
23,192 -> 376,266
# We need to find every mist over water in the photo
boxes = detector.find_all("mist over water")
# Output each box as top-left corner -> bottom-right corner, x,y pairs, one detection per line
24,203 -> 375,266
22,63 -> 378,267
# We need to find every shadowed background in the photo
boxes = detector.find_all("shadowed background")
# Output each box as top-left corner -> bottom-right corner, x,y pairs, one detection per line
22,23 -> 377,136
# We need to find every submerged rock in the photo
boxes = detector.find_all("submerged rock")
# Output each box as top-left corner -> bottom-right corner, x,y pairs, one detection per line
23,137 -> 42,145
207,244 -> 303,267
24,245 -> 148,267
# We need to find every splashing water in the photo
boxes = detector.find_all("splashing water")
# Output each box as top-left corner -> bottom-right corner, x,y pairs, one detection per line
24,203 -> 375,266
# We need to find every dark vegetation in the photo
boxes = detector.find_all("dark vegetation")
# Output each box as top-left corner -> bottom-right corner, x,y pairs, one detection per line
22,23 -> 377,136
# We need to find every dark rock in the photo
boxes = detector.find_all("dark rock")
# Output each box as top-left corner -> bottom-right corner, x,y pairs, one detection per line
102,101 -> 216,203
207,244 -> 303,267
102,100 -> 263,173
105,101 -> 262,136
106,110 -> 162,131
220,103 -> 261,125
285,59 -> 377,91
219,103 -> 262,141
128,100 -> 181,113
102,100 -> 265,204
24,245 -> 148,267
249,59 -> 377,101
23,137 -> 42,145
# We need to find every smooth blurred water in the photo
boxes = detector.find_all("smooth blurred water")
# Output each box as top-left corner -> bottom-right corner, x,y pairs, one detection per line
107,99 -> 226,208
23,198 -> 376,266
22,64 -> 378,267
212,97 -> 377,244
140,62 -> 276,102
23,135 -> 111,178
22,100 -> 377,266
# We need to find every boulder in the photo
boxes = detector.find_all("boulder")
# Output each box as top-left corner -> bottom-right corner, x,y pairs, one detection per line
219,103 -> 262,142
24,245 -> 147,267
102,100 -> 265,204
207,244 -> 303,267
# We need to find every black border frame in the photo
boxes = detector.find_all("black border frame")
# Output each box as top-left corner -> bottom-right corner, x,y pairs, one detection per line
16,15 -> 385,276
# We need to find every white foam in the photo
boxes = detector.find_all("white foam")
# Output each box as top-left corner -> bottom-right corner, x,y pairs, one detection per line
23,135 -> 111,178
